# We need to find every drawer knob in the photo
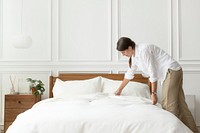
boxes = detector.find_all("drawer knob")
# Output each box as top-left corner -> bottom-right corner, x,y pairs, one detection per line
18,101 -> 21,103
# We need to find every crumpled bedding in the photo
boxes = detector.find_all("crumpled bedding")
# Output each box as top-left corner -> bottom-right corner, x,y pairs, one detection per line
6,93 -> 193,133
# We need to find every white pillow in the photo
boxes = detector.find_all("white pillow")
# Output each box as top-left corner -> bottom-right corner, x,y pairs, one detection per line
102,77 -> 150,99
52,76 -> 102,98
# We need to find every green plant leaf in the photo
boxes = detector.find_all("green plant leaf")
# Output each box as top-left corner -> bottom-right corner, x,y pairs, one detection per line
26,78 -> 45,94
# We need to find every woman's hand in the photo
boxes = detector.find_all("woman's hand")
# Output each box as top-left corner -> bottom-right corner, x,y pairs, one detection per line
115,79 -> 130,96
115,89 -> 122,95
151,93 -> 158,105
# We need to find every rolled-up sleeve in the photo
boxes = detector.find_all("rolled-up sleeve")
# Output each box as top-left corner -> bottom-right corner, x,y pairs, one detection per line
124,65 -> 137,80
143,49 -> 158,83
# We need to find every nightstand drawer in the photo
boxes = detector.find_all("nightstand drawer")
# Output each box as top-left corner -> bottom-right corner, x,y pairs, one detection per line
5,100 -> 36,109
4,94 -> 41,133
5,109 -> 27,121
5,95 -> 41,109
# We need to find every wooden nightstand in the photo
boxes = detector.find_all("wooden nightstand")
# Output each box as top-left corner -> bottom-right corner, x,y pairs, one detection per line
4,94 -> 41,132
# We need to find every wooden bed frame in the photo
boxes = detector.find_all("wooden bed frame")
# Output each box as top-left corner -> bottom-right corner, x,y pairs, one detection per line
49,73 -> 151,98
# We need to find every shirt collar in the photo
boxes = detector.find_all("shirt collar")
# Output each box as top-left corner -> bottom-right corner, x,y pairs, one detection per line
134,44 -> 139,58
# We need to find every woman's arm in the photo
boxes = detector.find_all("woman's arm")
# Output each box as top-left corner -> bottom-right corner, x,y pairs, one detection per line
151,81 -> 158,105
115,78 -> 130,95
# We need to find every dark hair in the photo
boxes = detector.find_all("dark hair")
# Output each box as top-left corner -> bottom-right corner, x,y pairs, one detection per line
116,37 -> 135,51
116,37 -> 135,68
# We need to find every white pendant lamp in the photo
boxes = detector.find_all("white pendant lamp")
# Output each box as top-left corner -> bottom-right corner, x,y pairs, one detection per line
12,0 -> 32,49
12,34 -> 32,48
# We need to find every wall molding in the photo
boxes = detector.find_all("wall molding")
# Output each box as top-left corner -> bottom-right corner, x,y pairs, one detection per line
169,0 -> 173,57
58,70 -> 112,74
177,0 -> 200,63
0,73 -> 2,125
58,0 -> 112,62
0,0 -> 3,60
117,0 -> 173,61
0,0 -> 52,62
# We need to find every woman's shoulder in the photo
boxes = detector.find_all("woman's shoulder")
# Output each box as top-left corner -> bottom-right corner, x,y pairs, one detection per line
137,43 -> 152,50
137,43 -> 159,50
137,43 -> 155,47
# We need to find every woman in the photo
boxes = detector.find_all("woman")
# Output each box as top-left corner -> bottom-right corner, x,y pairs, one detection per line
115,37 -> 199,133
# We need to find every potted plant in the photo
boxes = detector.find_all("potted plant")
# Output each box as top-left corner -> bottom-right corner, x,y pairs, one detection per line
26,78 -> 45,96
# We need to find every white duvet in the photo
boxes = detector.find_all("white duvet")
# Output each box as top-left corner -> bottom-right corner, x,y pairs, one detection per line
6,93 -> 193,133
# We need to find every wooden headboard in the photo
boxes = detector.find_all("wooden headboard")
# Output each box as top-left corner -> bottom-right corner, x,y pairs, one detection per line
49,73 -> 151,98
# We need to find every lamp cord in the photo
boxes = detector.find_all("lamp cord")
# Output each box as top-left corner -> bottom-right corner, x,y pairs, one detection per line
21,0 -> 23,34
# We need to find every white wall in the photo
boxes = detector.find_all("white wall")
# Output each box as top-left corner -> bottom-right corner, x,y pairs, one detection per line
0,0 -> 200,129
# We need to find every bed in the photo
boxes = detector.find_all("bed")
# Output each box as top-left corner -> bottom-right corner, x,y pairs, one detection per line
6,73 -> 193,133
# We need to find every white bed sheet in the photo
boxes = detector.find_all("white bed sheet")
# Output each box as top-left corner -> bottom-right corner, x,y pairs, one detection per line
6,93 -> 193,133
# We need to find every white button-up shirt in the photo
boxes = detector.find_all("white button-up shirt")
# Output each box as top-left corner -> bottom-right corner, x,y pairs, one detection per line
125,44 -> 181,83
